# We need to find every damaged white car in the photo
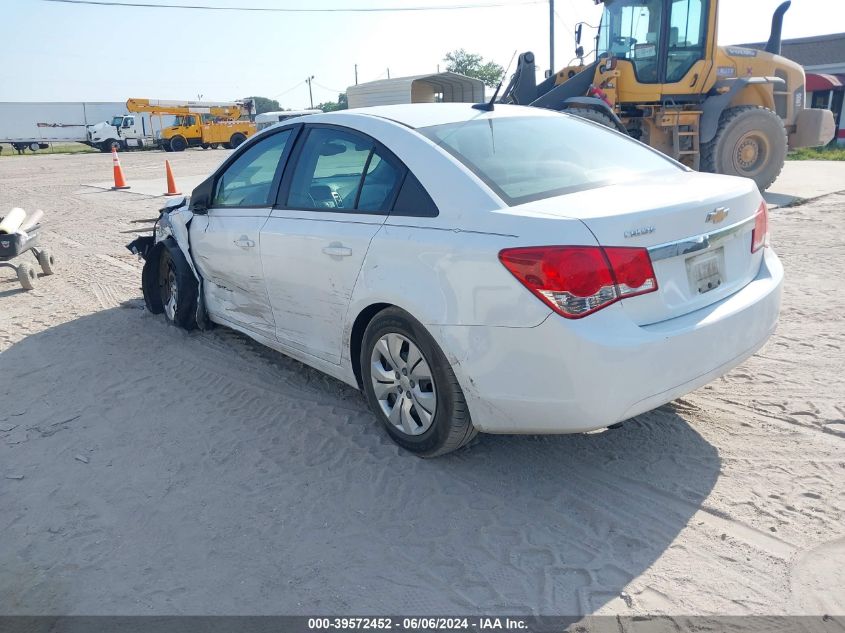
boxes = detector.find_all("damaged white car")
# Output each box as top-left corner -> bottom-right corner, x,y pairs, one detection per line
130,104 -> 783,457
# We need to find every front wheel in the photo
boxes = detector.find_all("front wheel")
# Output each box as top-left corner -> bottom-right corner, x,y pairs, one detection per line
361,308 -> 476,457
142,241 -> 198,330
169,136 -> 188,152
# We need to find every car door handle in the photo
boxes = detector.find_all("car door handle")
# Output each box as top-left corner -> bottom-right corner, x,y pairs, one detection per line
322,244 -> 353,257
234,237 -> 255,248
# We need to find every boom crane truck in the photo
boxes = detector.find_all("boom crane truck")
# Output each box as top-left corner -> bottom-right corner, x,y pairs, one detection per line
500,0 -> 835,190
125,98 -> 256,152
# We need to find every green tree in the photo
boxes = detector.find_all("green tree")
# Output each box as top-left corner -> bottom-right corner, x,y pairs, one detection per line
443,49 -> 505,87
316,93 -> 348,113
249,96 -> 281,114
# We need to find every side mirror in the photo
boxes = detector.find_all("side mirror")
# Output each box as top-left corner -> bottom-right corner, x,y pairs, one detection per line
575,23 -> 583,45
190,177 -> 214,214
576,45 -> 585,59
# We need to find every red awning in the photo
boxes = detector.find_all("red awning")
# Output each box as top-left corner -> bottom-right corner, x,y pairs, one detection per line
806,73 -> 845,92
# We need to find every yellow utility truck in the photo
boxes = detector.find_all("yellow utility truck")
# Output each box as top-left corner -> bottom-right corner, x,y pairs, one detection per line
500,0 -> 835,190
126,98 -> 256,152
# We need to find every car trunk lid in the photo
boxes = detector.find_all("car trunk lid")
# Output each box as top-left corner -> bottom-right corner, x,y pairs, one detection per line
511,171 -> 765,325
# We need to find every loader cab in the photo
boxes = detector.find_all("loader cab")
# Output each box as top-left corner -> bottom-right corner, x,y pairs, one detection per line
593,0 -> 715,94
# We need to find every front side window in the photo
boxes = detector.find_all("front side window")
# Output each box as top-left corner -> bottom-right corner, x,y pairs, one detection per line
286,128 -> 376,211
597,0 -> 663,83
420,115 -> 680,206
666,0 -> 707,83
212,130 -> 292,207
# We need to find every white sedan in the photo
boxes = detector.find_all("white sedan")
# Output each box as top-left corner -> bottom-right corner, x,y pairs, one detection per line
133,103 -> 783,457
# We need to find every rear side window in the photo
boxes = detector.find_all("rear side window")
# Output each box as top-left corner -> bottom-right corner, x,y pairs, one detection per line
420,115 -> 680,206
357,150 -> 403,212
392,172 -> 439,218
286,128 -> 373,211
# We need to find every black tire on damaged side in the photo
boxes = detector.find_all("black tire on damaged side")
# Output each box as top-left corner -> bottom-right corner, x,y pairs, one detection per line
360,307 -> 477,457
141,240 -> 198,330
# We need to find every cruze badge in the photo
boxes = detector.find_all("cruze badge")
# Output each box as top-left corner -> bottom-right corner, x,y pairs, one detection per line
624,226 -> 655,238
706,207 -> 730,224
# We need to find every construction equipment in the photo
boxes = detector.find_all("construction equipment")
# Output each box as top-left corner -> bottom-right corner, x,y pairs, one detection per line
126,98 -> 256,152
500,0 -> 836,190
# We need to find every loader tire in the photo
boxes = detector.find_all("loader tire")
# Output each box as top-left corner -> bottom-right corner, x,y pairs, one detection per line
562,106 -> 616,130
701,106 -> 787,191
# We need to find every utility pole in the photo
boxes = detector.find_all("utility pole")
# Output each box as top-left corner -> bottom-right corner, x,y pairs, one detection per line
549,0 -> 555,77
354,64 -> 358,85
387,68 -> 390,79
306,75 -> 314,108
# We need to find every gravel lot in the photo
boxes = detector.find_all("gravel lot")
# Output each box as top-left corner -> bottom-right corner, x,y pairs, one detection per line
1,150 -> 843,616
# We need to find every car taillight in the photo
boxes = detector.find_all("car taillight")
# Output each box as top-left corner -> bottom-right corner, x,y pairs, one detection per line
751,201 -> 769,253
499,245 -> 658,319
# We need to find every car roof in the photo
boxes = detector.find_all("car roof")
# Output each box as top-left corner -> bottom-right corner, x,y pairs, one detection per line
293,103 -> 562,130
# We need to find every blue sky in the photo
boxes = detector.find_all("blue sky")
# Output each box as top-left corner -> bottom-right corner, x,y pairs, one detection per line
2,0 -> 843,107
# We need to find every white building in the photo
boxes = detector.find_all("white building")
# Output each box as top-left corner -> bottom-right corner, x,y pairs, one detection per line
347,72 -> 485,109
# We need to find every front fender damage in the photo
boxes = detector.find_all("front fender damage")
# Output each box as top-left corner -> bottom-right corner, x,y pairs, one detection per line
126,196 -> 208,329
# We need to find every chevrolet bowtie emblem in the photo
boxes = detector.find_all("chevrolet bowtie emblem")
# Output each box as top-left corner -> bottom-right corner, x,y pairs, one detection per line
706,207 -> 729,224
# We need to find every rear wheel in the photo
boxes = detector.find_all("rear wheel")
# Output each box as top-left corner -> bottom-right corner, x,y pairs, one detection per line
169,136 -> 188,152
37,248 -> 56,275
701,106 -> 787,191
361,308 -> 476,457
229,132 -> 247,149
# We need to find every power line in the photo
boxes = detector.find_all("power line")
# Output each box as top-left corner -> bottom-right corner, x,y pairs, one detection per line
312,80 -> 345,94
272,80 -> 307,100
39,0 -> 545,12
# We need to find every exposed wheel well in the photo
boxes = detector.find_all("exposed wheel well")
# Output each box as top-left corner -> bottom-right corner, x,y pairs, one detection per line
349,302 -> 392,388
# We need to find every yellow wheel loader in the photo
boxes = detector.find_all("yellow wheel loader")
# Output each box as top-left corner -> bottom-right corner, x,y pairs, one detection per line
500,0 -> 835,190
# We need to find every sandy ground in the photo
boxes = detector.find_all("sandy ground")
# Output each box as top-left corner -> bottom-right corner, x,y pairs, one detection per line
0,150 -> 843,616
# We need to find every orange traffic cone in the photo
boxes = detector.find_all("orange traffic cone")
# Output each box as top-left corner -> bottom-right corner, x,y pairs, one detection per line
111,147 -> 130,190
164,160 -> 181,196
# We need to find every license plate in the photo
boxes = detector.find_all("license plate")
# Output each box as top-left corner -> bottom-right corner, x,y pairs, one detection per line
686,248 -> 724,295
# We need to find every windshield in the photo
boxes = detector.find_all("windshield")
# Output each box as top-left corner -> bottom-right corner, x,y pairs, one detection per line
597,0 -> 662,80
111,116 -> 124,127
419,115 -> 680,205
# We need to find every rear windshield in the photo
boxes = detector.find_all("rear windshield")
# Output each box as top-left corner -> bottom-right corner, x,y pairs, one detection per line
419,114 -> 681,205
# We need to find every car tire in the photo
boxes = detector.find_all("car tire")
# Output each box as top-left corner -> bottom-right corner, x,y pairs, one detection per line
37,248 -> 56,275
143,240 -> 198,330
17,262 -> 37,290
360,307 -> 477,457
229,132 -> 247,149
169,136 -> 188,152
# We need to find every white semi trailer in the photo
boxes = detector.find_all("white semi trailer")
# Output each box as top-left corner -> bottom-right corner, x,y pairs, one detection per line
0,102 -> 173,153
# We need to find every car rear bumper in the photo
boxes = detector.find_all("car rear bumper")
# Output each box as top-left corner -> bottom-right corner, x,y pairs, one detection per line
433,247 -> 783,434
